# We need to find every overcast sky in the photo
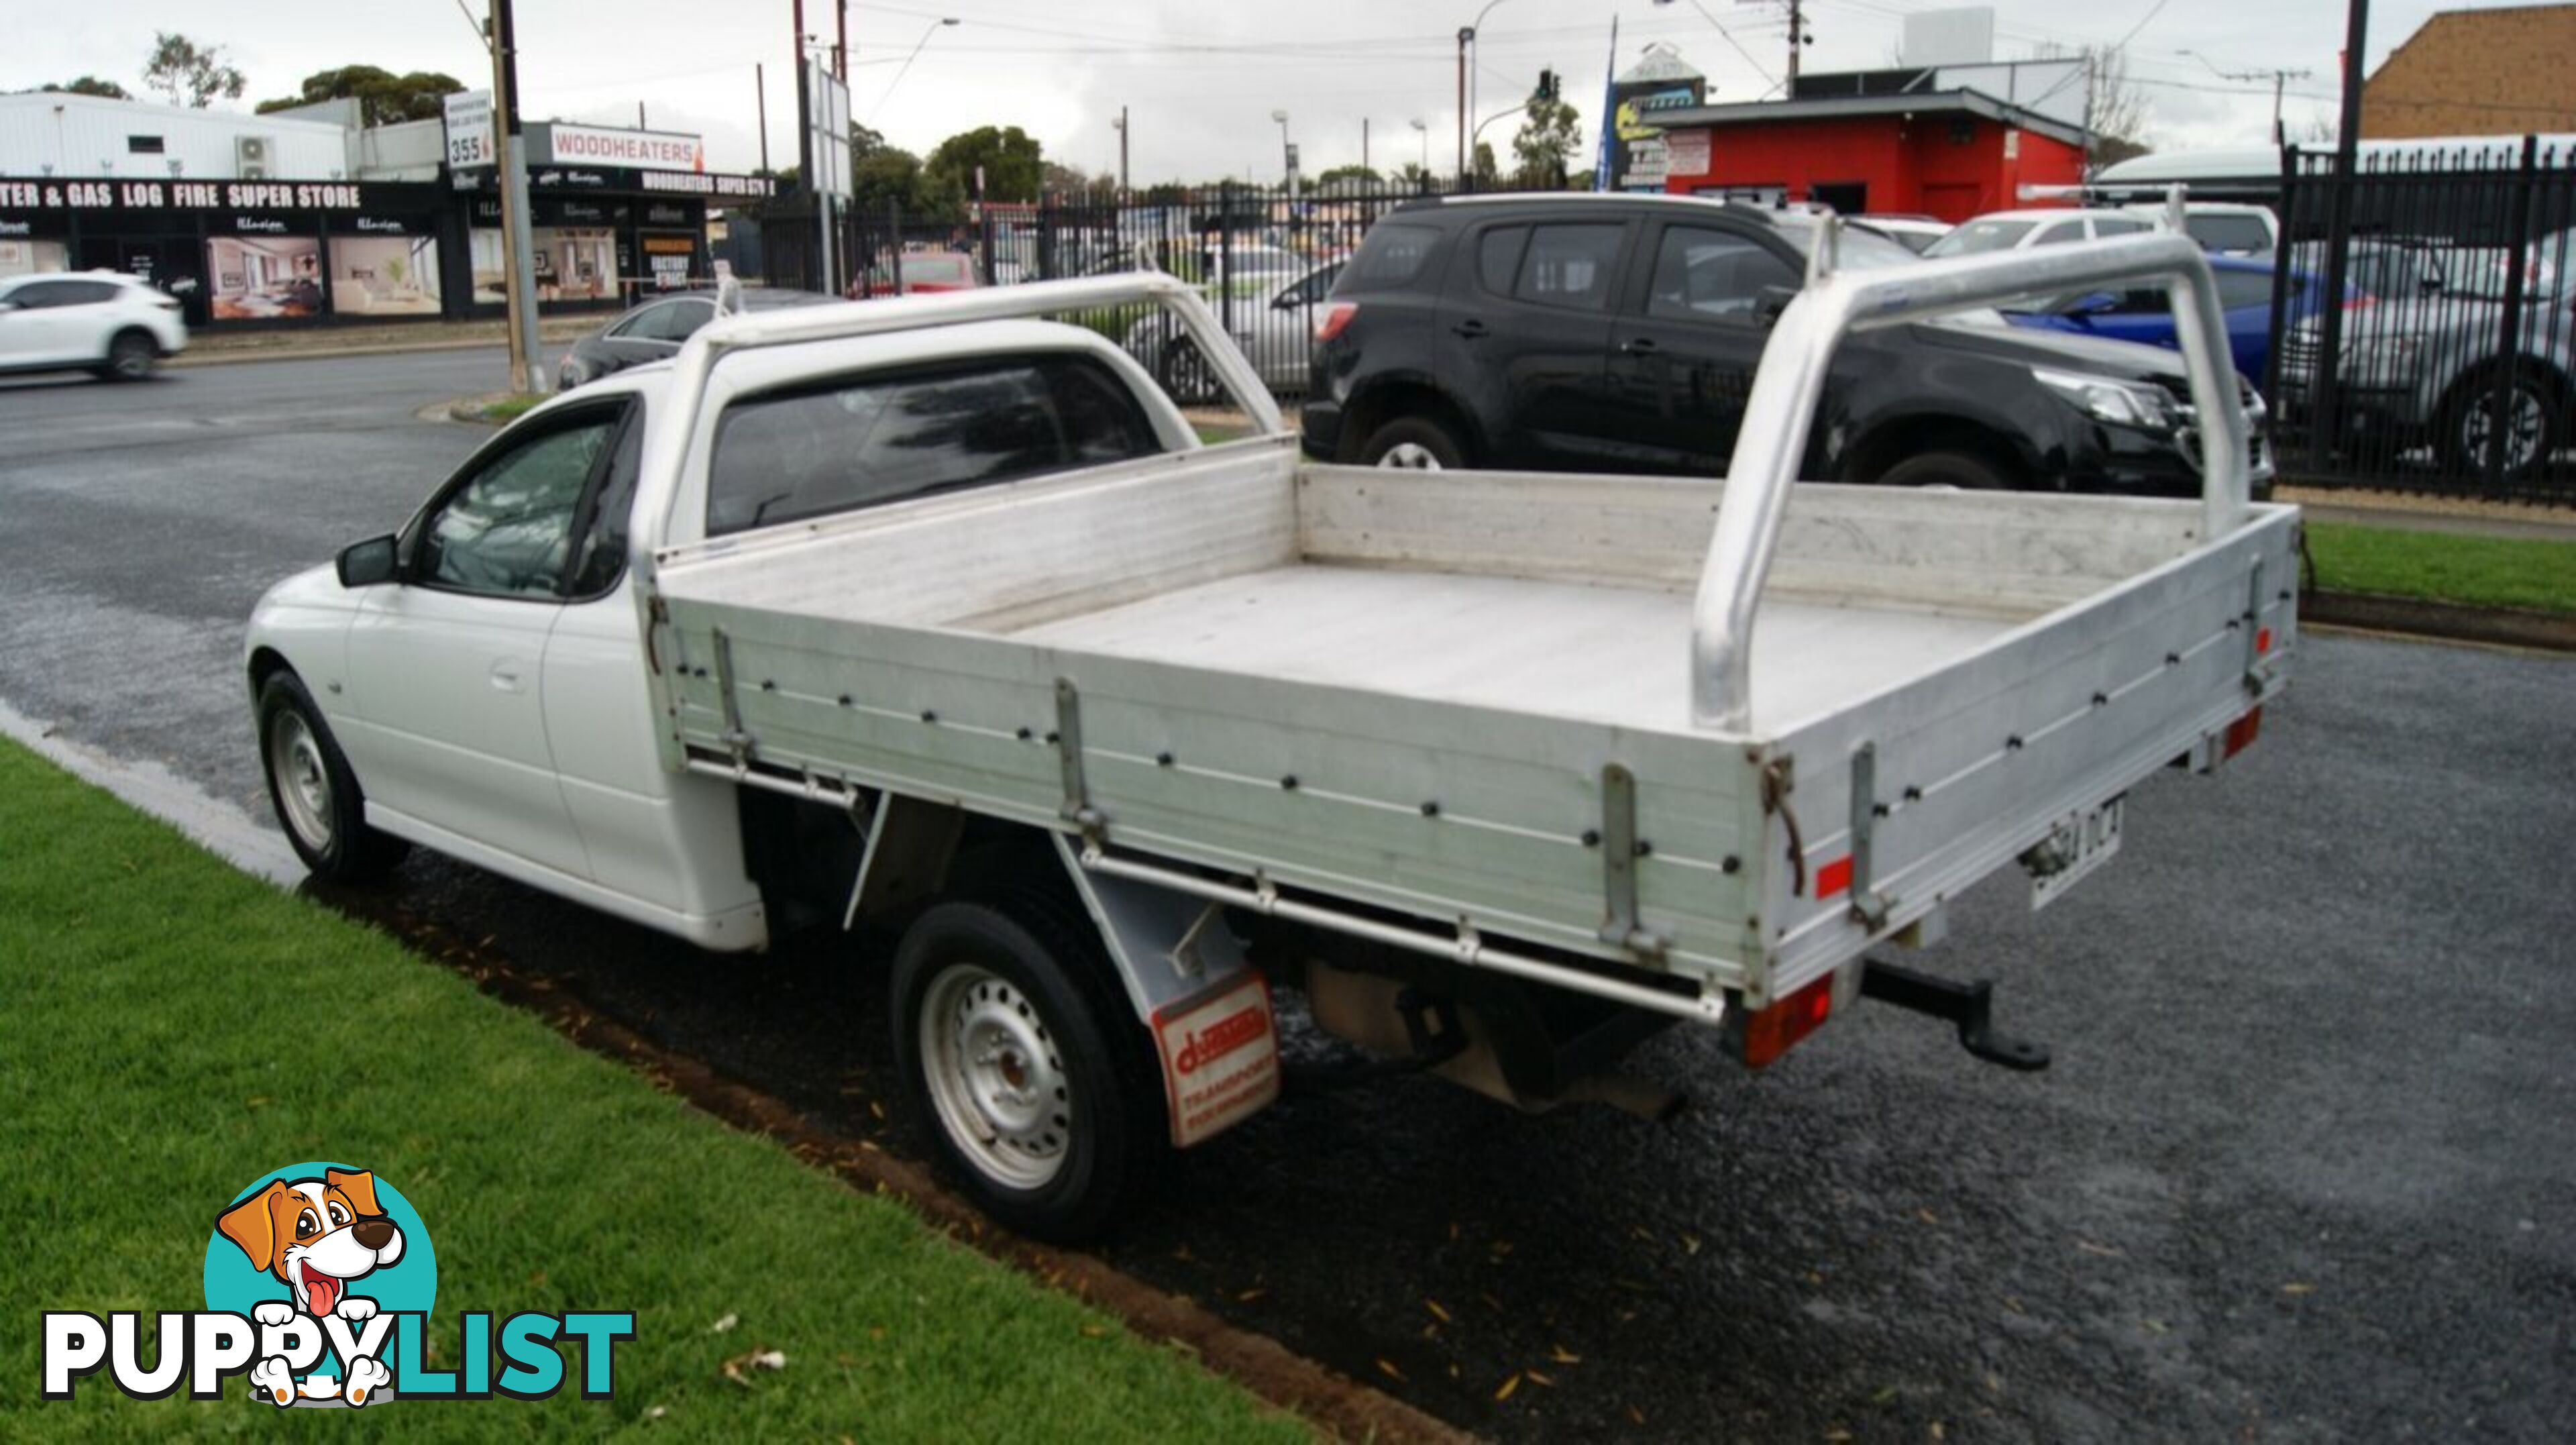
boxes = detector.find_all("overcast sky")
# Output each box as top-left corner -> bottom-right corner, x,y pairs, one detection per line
1,0 -> 2542,181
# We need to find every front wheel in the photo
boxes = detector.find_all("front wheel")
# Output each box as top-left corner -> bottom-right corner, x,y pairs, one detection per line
891,896 -> 1167,1242
1157,337 -> 1218,405
1874,447 -> 2015,490
256,672 -> 409,882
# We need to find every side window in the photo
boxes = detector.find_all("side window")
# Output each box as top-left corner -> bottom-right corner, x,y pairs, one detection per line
1342,223 -> 1440,290
8,280 -> 74,309
2032,221 -> 2086,247
708,354 -> 1165,536
1477,225 -> 1527,295
1645,227 -> 1800,323
652,299 -> 716,341
2090,215 -> 2149,237
417,417 -> 616,598
1513,224 -> 1623,310
607,303 -> 668,339
2215,270 -> 2277,310
568,413 -> 644,598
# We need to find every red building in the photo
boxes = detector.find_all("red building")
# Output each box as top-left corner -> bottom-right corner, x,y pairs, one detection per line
1654,90 -> 2086,223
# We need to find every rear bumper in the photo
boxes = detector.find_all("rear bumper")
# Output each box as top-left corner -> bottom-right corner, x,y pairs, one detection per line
1299,398 -> 1346,461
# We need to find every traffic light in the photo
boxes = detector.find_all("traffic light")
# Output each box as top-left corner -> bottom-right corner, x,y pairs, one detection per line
1535,68 -> 1558,102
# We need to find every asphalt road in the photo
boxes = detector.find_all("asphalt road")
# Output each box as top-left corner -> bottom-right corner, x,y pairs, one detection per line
3,352 -> 2571,1441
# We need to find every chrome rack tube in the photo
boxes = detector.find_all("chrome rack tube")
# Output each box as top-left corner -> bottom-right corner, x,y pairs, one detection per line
1689,230 -> 2247,733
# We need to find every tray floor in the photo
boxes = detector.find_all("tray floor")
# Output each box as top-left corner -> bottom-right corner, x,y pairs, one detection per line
1003,564 -> 2018,734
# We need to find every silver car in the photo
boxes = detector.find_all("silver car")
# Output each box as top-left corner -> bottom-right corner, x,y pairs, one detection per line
1122,259 -> 1344,400
2276,240 -> 2573,480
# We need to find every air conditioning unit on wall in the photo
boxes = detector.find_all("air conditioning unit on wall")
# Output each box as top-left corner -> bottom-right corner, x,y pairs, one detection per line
235,136 -> 272,179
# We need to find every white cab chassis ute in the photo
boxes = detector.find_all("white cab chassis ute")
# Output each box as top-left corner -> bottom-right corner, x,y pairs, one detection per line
248,230 -> 2294,1238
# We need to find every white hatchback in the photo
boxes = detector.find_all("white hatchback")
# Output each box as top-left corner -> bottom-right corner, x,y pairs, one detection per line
0,271 -> 189,380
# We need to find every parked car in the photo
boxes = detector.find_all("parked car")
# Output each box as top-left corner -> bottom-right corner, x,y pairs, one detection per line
0,270 -> 187,381
1851,215 -> 1951,253
1923,207 -> 2155,258
857,250 -> 982,297
243,268 -> 2291,1240
1124,258 -> 1344,396
2003,254 -> 2337,382
1303,193 -> 2271,497
2275,266 -> 2574,480
2120,202 -> 2280,256
557,286 -> 835,389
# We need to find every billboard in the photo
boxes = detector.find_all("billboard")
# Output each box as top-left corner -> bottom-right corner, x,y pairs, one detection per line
805,60 -> 853,201
541,124 -> 705,171
1607,47 -> 1707,193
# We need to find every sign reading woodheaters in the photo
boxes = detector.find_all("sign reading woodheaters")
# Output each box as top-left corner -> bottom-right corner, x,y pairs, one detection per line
541,124 -> 705,172
1150,973 -> 1280,1147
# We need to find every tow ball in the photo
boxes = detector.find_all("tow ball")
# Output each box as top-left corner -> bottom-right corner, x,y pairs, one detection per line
1860,959 -> 2053,1072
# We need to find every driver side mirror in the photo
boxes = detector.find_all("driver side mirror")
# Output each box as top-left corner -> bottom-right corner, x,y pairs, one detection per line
2061,290 -> 2120,317
1754,284 -> 1798,322
336,533 -> 400,588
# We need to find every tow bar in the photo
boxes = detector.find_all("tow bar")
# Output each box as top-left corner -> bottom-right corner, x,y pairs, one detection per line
1860,959 -> 2052,1072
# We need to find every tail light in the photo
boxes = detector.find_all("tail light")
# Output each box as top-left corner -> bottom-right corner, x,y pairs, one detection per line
2342,293 -> 2375,311
1314,301 -> 1357,342
1737,972 -> 1837,1069
152,295 -> 180,310
2222,706 -> 2263,761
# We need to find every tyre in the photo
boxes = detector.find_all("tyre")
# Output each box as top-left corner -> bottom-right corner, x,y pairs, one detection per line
2438,371 -> 2564,482
256,672 -> 410,882
1356,415 -> 1467,470
892,896 -> 1167,1242
1874,447 -> 2015,490
98,329 -> 158,382
1157,337 -> 1218,406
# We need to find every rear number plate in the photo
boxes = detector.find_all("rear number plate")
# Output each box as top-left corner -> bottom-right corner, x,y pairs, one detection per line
2031,796 -> 2125,912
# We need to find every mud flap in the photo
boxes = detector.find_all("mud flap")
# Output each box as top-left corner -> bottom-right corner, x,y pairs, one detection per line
1150,971 -> 1283,1147
1051,833 -> 1281,1147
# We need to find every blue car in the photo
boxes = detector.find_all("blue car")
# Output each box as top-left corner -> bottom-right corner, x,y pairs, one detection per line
2005,255 -> 2337,382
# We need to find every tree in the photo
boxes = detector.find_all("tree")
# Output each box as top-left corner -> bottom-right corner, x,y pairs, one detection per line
1472,141 -> 1500,188
1041,160 -> 1095,194
1511,94 -> 1584,189
850,145 -> 962,223
1393,161 -> 1434,191
924,125 -> 1044,204
143,32 -> 246,109
1314,163 -> 1382,188
2041,43 -> 2151,173
256,65 -> 464,125
39,76 -> 132,99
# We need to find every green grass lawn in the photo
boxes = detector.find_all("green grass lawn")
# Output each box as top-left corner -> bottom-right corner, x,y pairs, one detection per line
0,739 -> 1300,1442
480,394 -> 545,423
2306,522 -> 2576,614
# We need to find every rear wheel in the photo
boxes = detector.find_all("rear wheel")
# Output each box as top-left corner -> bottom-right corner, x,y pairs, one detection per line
256,672 -> 409,882
1875,447 -> 2015,490
98,329 -> 158,382
1157,337 -> 1218,406
1356,415 -> 1466,470
892,896 -> 1167,1241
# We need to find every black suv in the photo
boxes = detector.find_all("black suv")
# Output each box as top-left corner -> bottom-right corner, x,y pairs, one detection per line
1303,194 -> 2268,494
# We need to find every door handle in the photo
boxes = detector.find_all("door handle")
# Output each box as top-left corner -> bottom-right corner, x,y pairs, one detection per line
1619,336 -> 1659,356
489,660 -> 527,694
1450,319 -> 1488,339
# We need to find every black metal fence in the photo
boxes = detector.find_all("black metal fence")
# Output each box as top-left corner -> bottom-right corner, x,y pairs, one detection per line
771,176 -> 1497,400
2269,138 -> 2576,504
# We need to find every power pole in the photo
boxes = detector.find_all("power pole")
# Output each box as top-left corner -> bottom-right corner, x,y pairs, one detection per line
2310,0 -> 2370,464
1362,117 -> 1370,176
1118,105 -> 1130,193
835,0 -> 849,81
756,64 -> 769,172
1785,0 -> 1806,93
487,0 -> 543,394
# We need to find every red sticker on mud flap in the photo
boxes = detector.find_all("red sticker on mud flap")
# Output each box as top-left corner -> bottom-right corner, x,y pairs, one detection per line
1150,972 -> 1281,1148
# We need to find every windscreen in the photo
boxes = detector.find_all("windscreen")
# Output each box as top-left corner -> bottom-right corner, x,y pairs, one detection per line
1923,217 -> 2037,258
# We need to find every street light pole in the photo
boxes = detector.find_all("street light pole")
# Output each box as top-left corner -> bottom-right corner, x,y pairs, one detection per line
486,0 -> 543,394
1460,0 -> 1513,187
1271,109 -> 1296,204
1113,106 -> 1129,195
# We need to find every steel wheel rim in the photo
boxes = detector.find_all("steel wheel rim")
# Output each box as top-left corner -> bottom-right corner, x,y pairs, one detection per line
1168,342 -> 1212,403
1377,441 -> 1444,470
918,963 -> 1071,1189
268,712 -> 334,854
2463,386 -> 2544,470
